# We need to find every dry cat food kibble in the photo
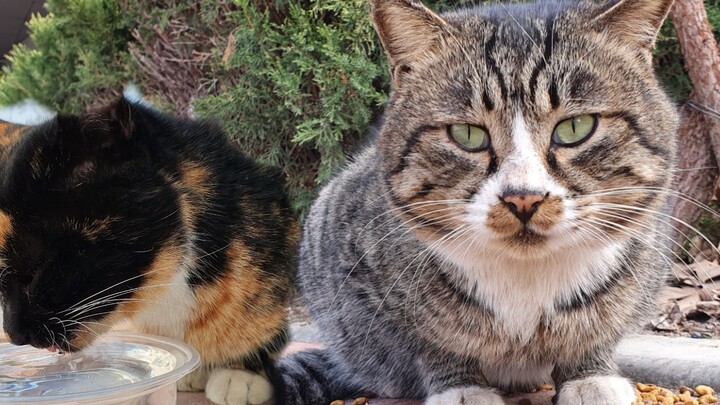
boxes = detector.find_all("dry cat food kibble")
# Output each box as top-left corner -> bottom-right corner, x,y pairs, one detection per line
329,399 -> 369,405
633,383 -> 718,405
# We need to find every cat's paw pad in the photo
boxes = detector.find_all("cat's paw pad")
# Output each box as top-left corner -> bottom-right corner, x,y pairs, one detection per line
556,375 -> 635,405
205,369 -> 272,405
177,368 -> 209,392
425,387 -> 505,405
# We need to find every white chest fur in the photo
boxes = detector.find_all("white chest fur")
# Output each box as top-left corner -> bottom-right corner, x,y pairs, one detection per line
434,240 -> 625,342
130,270 -> 195,340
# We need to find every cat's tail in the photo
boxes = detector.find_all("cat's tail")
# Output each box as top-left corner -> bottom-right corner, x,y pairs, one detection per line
273,348 -> 364,405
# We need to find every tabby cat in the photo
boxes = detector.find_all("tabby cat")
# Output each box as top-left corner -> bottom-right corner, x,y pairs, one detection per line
0,98 -> 297,405
278,0 -> 678,404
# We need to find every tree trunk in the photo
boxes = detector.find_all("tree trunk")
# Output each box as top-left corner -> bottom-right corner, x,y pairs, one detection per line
669,0 -> 720,254
668,103 -> 718,255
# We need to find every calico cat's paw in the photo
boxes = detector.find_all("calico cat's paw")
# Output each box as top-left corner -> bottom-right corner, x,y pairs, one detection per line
205,369 -> 273,405
425,387 -> 505,405
555,375 -> 635,405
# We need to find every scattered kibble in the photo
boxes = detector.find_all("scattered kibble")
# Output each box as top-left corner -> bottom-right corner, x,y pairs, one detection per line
633,382 -> 718,405
697,386 -> 716,396
539,384 -> 554,391
352,398 -> 369,405
330,401 -> 344,405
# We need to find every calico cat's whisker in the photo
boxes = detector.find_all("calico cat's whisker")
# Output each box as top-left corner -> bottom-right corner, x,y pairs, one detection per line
0,264 -> 11,287
62,282 -> 188,316
67,297 -> 187,319
72,309 -> 146,323
62,240 -> 233,315
330,208 -> 466,309
66,291 -> 189,318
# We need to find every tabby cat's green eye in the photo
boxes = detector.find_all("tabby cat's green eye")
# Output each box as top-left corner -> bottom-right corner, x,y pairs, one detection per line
552,114 -> 598,146
448,124 -> 490,151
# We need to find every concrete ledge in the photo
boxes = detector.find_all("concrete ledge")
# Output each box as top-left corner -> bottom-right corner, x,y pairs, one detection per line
616,334 -> 720,388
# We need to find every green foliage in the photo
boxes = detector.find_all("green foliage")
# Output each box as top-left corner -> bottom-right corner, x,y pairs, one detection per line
195,0 -> 387,212
0,0 -> 133,113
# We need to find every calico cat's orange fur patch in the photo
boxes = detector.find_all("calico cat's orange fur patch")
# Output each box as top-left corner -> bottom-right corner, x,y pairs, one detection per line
0,122 -> 25,147
0,212 -> 11,247
187,241 -> 287,366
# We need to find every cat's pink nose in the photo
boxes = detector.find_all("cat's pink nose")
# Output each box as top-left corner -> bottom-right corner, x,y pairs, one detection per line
500,191 -> 545,224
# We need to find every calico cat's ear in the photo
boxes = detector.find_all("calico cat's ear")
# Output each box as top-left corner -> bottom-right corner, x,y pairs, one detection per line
92,97 -> 135,140
53,98 -> 136,188
592,0 -> 674,50
370,0 -> 452,85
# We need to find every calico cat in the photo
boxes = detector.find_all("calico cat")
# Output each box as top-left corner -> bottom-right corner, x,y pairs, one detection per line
278,0 -> 678,404
0,98 -> 297,405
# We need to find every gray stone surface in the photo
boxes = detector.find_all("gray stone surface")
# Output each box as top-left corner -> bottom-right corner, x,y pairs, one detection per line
616,334 -> 720,388
290,323 -> 720,389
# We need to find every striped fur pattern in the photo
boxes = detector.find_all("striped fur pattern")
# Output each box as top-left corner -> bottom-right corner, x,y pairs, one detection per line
278,0 -> 678,404
0,100 -> 297,405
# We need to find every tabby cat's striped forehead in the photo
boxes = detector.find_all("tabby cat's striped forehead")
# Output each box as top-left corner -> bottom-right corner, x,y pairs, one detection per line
371,0 -> 678,256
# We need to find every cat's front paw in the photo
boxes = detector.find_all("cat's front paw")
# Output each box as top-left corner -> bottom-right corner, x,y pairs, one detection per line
205,369 -> 273,405
425,387 -> 505,405
556,375 -> 635,405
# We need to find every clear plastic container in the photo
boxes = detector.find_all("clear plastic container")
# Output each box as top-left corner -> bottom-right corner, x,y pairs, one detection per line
0,332 -> 200,405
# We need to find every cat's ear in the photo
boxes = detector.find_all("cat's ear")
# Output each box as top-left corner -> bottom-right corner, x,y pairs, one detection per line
92,97 -> 135,141
592,0 -> 674,50
53,98 -> 136,188
370,0 -> 451,85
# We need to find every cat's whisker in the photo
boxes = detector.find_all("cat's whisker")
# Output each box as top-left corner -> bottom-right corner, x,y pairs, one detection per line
577,220 -> 655,300
403,221 -> 467,322
410,225 -> 478,328
580,217 -> 694,287
67,296 -> 186,319
593,206 -> 715,263
589,202 -> 720,260
61,240 -> 233,314
579,186 -> 719,218
360,224 -> 470,356
673,166 -> 718,172
330,207 -> 467,310
62,282 -> 188,316
499,3 -> 547,66
65,290 -> 188,317
356,199 -> 470,245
